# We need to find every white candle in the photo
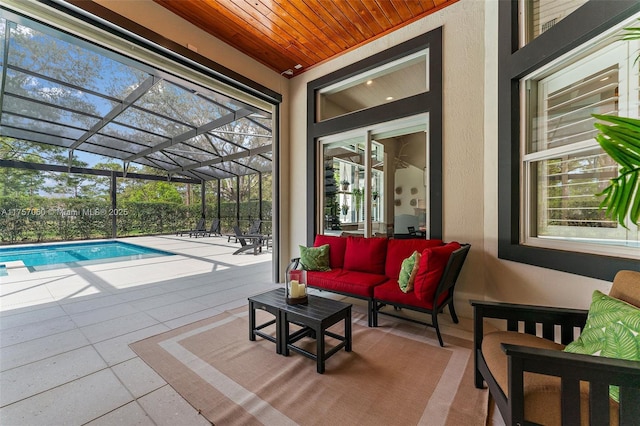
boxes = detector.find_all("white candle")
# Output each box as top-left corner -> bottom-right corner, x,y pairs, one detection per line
290,280 -> 299,297
298,284 -> 306,297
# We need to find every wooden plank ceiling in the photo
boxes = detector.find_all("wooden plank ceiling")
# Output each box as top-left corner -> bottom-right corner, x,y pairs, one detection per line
153,0 -> 458,76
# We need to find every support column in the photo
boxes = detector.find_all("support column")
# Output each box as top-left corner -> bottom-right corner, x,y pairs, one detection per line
236,176 -> 241,227
216,179 -> 221,220
258,172 -> 263,221
110,170 -> 117,238
200,180 -> 206,219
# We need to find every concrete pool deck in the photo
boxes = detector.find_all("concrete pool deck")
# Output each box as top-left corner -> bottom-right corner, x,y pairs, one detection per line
0,235 -> 277,425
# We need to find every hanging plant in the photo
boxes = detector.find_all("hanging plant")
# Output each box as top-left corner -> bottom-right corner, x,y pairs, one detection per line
352,188 -> 363,222
341,204 -> 349,215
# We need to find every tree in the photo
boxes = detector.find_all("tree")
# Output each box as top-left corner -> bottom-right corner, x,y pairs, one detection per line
122,181 -> 182,204
43,154 -> 90,198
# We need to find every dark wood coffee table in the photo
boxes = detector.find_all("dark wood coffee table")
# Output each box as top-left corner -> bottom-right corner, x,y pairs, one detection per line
248,288 -> 352,373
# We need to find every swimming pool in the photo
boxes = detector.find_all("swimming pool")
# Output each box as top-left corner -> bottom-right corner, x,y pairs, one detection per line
0,241 -> 174,273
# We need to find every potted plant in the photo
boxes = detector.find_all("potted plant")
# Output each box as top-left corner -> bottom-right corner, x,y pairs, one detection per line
341,204 -> 349,215
591,22 -> 640,228
340,180 -> 350,191
352,188 -> 363,222
592,115 -> 640,227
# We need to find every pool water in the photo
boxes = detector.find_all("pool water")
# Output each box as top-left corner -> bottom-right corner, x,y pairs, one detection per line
0,241 -> 173,272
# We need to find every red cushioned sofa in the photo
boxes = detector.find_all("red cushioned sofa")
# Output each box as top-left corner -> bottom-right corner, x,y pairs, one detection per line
289,235 -> 470,346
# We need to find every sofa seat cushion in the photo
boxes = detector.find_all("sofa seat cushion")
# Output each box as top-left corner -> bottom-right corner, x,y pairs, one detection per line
373,279 -> 430,308
482,331 -> 619,425
314,234 -> 347,269
384,238 -> 443,280
306,269 -> 387,298
343,236 -> 388,275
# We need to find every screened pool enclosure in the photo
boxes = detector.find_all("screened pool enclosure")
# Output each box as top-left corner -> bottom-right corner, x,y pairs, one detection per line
0,6 -> 276,243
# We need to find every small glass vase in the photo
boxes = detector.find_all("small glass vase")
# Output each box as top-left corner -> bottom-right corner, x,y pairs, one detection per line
286,269 -> 308,305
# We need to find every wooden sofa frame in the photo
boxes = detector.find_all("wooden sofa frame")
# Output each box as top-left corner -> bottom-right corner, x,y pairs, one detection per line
470,299 -> 640,425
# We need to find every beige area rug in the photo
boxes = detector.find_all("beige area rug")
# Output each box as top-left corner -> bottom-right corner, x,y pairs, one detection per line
131,305 -> 488,426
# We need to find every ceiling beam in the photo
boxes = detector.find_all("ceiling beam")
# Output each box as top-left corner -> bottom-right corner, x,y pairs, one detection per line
70,75 -> 162,150
167,144 -> 272,174
124,107 -> 253,162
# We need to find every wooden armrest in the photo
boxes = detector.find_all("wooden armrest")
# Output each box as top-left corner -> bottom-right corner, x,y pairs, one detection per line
502,343 -> 640,425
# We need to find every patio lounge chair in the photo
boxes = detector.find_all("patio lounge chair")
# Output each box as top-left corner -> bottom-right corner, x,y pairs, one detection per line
232,225 -> 263,255
192,218 -> 221,237
176,218 -> 205,236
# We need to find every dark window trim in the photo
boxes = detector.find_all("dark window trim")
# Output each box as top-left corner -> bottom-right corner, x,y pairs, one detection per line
306,28 -> 443,245
498,0 -> 640,281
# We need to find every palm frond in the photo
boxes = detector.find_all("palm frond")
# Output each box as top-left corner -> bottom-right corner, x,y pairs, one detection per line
592,114 -> 640,228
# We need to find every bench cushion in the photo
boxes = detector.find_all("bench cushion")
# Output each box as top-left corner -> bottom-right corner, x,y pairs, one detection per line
413,242 -> 461,302
384,238 -> 443,280
374,279 -> 433,308
314,234 -> 347,269
343,236 -> 388,275
306,269 -> 387,298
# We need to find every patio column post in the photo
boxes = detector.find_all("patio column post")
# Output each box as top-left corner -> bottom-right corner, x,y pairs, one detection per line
216,178 -> 221,221
236,176 -> 240,228
200,180 -> 206,219
110,170 -> 117,238
258,172 -> 263,221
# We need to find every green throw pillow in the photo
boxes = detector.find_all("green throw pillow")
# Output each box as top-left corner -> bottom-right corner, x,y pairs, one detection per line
299,244 -> 331,271
398,251 -> 420,293
564,290 -> 640,402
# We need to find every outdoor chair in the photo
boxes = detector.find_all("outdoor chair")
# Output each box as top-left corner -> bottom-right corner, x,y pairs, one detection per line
470,270 -> 640,425
192,218 -> 221,237
232,225 -> 263,255
248,219 -> 262,234
176,218 -> 205,236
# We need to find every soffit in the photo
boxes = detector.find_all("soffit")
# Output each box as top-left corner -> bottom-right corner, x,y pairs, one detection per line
153,0 -> 458,76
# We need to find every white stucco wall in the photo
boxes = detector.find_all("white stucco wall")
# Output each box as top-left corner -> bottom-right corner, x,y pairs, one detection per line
91,0 -> 613,317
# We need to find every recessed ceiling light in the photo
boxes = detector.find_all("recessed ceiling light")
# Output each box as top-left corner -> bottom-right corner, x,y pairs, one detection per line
600,76 -> 610,81
386,96 -> 394,101
366,80 -> 373,85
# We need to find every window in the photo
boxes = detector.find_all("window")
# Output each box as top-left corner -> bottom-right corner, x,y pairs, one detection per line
307,29 -> 442,244
498,1 -> 640,281
317,51 -> 428,121
522,35 -> 639,258
519,0 -> 588,46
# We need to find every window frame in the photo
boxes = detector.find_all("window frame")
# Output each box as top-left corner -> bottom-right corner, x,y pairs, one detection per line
306,29 -> 443,245
498,0 -> 640,281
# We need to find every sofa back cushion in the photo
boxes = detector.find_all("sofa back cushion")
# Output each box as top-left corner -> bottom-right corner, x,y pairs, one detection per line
385,238 -> 444,280
343,236 -> 388,275
413,242 -> 461,303
314,234 -> 347,269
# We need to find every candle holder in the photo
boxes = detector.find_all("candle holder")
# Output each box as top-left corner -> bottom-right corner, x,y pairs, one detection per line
286,269 -> 308,305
